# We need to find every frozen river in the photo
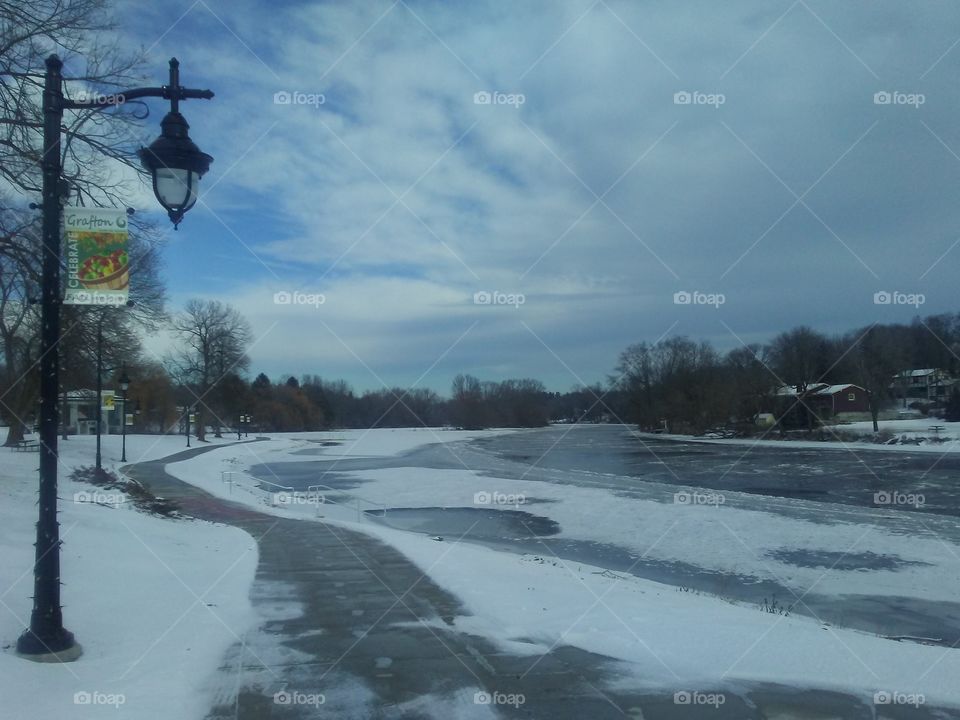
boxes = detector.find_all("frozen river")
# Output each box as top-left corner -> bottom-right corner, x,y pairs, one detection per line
250,424 -> 960,645
472,426 -> 960,517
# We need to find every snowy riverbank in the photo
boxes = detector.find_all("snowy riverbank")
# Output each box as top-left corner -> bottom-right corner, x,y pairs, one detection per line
643,417 -> 960,453
163,428 -> 960,710
5,426 -> 958,715
0,435 -> 258,720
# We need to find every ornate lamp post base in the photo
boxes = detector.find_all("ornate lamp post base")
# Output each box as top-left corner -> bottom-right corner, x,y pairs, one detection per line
16,629 -> 82,663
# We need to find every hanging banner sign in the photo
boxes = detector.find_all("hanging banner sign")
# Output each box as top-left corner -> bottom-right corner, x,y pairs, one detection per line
101,390 -> 116,412
63,208 -> 129,306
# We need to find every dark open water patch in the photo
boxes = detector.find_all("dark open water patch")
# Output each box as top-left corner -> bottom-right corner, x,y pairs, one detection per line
767,548 -> 932,571
290,443 -> 345,455
366,506 -> 960,645
368,506 -> 560,540
249,464 -> 369,491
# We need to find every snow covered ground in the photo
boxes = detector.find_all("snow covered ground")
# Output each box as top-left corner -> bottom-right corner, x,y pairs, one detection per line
649,417 -> 960,453
5,427 -> 958,716
0,434 -> 258,720
833,417 -> 958,440
165,430 -> 960,710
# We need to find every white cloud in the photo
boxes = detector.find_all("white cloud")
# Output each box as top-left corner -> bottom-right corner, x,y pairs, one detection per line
116,0 -> 960,388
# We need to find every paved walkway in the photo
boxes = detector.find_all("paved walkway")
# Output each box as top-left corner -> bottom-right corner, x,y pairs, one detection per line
125,444 -> 955,720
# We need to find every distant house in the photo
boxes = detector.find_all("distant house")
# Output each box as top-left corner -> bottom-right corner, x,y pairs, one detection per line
774,383 -> 870,421
892,369 -> 956,404
808,384 -> 870,416
775,382 -> 829,398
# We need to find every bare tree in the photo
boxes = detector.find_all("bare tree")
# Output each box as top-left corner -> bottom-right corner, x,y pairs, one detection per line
725,344 -> 777,422
450,373 -> 484,429
0,209 -> 40,444
0,0 -> 152,208
0,1 -> 170,444
613,342 -> 655,427
613,337 -> 729,432
841,325 -> 910,432
169,299 -> 252,440
769,326 -> 832,428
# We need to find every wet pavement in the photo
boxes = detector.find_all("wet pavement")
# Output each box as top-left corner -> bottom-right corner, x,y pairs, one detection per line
122,440 -> 960,718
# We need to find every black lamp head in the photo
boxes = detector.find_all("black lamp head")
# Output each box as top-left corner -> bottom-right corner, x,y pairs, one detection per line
139,111 -> 213,228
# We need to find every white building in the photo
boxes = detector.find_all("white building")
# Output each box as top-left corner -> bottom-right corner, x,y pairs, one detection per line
64,389 -> 121,435
892,369 -> 956,403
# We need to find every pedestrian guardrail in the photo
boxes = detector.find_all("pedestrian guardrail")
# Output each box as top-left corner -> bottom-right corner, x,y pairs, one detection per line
220,469 -> 293,504
307,483 -> 387,522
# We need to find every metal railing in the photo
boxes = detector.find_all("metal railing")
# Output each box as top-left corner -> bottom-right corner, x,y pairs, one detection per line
220,470 -> 293,503
308,483 -> 387,522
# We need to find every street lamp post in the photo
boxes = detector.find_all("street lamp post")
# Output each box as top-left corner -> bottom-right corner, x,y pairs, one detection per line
17,54 -> 213,662
118,368 -> 130,463
95,314 -> 104,472
186,406 -> 192,448
94,303 -> 134,472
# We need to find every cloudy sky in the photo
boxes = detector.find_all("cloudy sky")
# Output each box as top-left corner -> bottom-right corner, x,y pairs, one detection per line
105,0 -> 960,393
